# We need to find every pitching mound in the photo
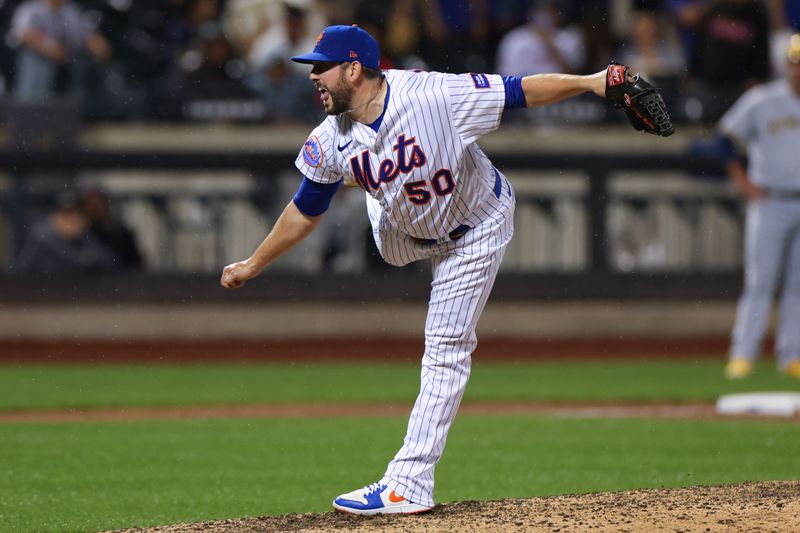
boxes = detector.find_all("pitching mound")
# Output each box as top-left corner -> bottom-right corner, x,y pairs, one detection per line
115,480 -> 798,532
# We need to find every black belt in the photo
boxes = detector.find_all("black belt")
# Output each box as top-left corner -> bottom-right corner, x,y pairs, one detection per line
411,224 -> 472,245
767,189 -> 800,199
410,170 -> 503,245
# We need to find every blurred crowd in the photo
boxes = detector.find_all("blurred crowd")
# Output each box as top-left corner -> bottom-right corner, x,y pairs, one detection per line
12,188 -> 142,275
3,0 -> 799,277
0,0 -> 797,124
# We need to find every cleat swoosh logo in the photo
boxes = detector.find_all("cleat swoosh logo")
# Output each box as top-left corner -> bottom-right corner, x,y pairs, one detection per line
337,140 -> 353,152
388,491 -> 405,503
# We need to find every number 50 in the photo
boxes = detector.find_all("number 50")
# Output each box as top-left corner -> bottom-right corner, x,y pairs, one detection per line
403,169 -> 455,205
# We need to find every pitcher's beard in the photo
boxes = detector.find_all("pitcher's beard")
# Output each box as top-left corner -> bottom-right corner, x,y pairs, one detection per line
327,82 -> 355,116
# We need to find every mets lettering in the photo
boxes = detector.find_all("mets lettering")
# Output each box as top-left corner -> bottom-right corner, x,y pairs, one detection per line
350,134 -> 431,191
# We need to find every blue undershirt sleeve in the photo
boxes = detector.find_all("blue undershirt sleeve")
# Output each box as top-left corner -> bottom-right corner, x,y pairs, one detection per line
716,134 -> 739,163
292,177 -> 342,216
502,76 -> 526,110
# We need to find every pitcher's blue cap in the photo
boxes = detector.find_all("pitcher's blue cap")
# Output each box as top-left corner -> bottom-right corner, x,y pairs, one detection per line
291,25 -> 380,69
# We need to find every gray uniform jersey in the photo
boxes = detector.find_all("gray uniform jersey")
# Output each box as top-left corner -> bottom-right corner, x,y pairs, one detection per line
719,79 -> 800,190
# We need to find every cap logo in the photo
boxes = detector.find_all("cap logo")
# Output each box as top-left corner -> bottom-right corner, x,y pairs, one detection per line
349,50 -> 358,58
315,31 -> 325,46
302,136 -> 323,168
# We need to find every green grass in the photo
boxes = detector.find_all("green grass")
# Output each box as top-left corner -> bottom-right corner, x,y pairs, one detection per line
1,415 -> 798,533
1,360 -> 798,411
2,359 -> 799,532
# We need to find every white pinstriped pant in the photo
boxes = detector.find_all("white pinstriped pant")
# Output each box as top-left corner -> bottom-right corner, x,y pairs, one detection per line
367,178 -> 515,507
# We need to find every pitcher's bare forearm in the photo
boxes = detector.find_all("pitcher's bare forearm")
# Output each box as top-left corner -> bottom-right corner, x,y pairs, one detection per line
522,71 -> 606,107
220,202 -> 320,288
248,201 -> 321,271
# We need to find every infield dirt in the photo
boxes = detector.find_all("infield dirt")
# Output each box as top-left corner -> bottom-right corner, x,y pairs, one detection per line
112,480 -> 799,532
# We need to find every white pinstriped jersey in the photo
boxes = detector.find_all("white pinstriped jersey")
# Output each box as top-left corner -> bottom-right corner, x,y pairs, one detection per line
294,69 -> 506,240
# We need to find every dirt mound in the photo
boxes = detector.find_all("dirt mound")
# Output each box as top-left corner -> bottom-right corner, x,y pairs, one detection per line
113,480 -> 799,533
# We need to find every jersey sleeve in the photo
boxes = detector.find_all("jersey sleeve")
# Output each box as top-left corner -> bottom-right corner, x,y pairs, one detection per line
294,121 -> 343,184
718,89 -> 760,143
10,4 -> 34,38
445,72 -> 506,145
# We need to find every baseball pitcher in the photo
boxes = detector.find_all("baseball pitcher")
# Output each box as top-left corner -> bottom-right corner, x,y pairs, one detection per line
221,25 -> 672,514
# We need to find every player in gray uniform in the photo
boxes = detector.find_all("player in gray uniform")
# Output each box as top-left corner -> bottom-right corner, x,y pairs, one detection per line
221,25 -> 610,514
722,34 -> 800,380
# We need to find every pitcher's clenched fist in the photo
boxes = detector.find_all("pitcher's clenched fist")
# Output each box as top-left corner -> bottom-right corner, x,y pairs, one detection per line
220,260 -> 260,289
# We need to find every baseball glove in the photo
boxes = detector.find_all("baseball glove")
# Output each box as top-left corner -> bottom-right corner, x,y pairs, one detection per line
605,62 -> 675,137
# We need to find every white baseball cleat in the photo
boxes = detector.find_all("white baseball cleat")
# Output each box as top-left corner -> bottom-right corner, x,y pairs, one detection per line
332,482 -> 433,515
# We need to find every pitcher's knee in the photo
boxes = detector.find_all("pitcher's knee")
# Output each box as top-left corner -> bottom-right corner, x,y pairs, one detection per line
424,338 -> 476,363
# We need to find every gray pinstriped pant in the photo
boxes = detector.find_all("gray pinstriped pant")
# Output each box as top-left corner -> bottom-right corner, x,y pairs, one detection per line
730,196 -> 800,369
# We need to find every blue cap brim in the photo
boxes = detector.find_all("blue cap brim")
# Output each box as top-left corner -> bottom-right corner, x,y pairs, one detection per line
290,52 -> 336,64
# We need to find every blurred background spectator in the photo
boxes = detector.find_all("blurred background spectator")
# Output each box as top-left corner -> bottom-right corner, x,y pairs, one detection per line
669,0 -> 710,67
574,0 -> 615,72
242,1 -> 322,123
245,2 -> 317,71
690,0 -> 770,87
352,1 -> 402,69
13,191 -> 116,275
373,0 -> 422,68
8,0 -> 111,104
496,0 -> 586,77
81,187 -> 143,272
159,0 -> 255,112
687,0 -> 771,120
418,0 -> 491,73
615,9 -> 685,81
162,0 -> 224,83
